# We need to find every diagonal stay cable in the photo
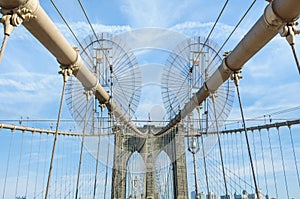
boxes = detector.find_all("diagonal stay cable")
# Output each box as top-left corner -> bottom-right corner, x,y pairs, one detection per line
78,0 -> 137,117
193,0 -> 257,88
49,0 -> 94,64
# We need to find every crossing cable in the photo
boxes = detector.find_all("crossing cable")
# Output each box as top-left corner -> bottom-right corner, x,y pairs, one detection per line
234,132 -> 241,189
232,71 -> 259,198
240,132 -> 246,191
258,129 -> 269,196
203,0 -> 229,47
193,0 -> 257,88
277,127 -> 290,198
204,100 -> 210,195
49,0 -> 93,63
199,101 -> 210,195
93,107 -> 103,199
104,116 -> 112,199
75,91 -> 91,199
288,126 -> 300,189
187,0 -> 230,84
251,130 -> 260,188
45,67 -> 72,199
2,130 -> 13,199
78,0 -> 134,113
14,131 -> 24,199
211,94 -> 229,197
77,0 -> 112,67
267,128 -> 278,199
41,134 -> 50,198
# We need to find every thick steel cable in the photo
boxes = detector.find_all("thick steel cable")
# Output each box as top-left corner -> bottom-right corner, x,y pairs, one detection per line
0,34 -> 8,62
78,0 -> 137,116
211,95 -> 228,197
277,127 -> 290,198
203,0 -> 229,47
2,131 -> 13,199
77,0 -> 112,67
14,131 -> 24,198
290,44 -> 300,74
49,0 -> 93,63
193,0 -> 257,88
267,128 -> 278,199
188,0 -> 230,87
288,126 -> 300,189
45,74 -> 68,199
75,93 -> 90,199
258,129 -> 269,195
235,79 -> 259,198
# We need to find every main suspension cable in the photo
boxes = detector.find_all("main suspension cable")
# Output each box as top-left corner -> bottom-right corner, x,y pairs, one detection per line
49,0 -> 93,63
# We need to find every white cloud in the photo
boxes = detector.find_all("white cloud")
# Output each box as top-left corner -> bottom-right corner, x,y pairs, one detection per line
120,0 -> 190,28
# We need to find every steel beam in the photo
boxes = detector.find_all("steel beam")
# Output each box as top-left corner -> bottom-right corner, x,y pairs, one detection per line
0,0 -> 144,136
158,0 -> 300,135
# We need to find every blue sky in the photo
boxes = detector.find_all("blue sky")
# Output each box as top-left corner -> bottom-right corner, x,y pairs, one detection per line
0,0 -> 299,122
0,0 -> 300,198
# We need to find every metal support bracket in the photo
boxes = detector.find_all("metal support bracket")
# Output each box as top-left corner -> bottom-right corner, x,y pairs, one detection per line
58,66 -> 73,83
279,21 -> 300,45
231,70 -> 243,87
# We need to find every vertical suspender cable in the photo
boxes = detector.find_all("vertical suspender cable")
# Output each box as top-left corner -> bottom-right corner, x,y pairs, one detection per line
251,130 -> 260,188
45,68 -> 70,199
42,134 -> 49,198
240,132 -> 246,191
233,72 -> 259,198
59,135 -> 65,199
277,127 -> 290,198
258,129 -> 268,196
14,131 -> 24,198
267,128 -> 278,199
288,126 -> 300,189
104,126 -> 111,199
75,91 -> 91,199
93,108 -> 103,199
235,132 -> 241,188
211,94 -> 228,197
2,130 -> 13,199
34,133 -> 42,198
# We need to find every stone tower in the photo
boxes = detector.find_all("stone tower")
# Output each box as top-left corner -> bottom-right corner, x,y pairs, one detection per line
111,125 -> 188,199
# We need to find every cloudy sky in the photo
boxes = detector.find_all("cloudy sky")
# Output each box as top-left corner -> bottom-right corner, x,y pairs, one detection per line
0,0 -> 299,124
0,0 -> 300,198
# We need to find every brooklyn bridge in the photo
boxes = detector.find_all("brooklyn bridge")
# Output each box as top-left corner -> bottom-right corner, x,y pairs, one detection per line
0,0 -> 300,198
